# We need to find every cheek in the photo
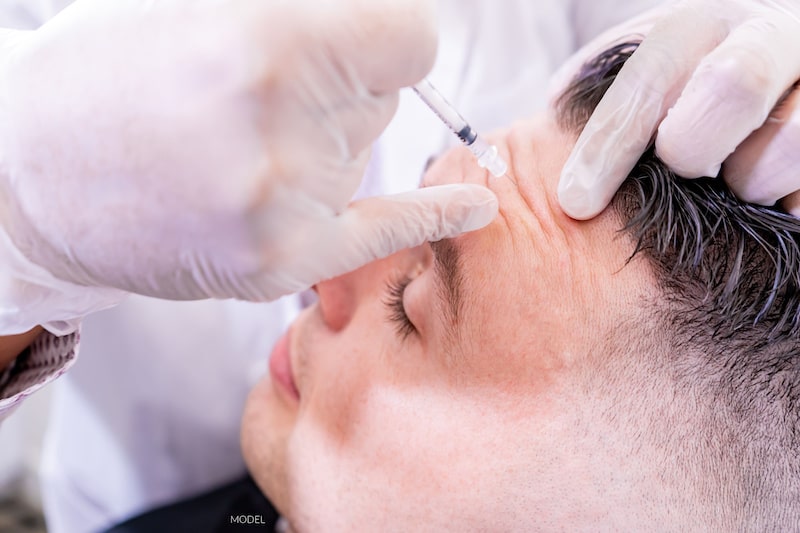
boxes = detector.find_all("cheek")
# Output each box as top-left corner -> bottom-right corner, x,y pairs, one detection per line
285,385 -> 516,529
301,337 -> 378,449
458,247 -> 585,388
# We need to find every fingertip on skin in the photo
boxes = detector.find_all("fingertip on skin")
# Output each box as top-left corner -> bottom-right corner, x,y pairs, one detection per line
556,87 -> 660,220
360,184 -> 499,241
458,186 -> 499,232
421,183 -> 499,234
555,149 -> 606,220
557,170 -> 609,221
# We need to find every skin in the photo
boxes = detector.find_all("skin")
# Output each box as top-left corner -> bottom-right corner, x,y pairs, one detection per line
241,112 -> 697,531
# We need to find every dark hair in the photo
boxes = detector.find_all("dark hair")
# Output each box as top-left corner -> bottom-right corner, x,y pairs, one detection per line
556,40 -> 800,525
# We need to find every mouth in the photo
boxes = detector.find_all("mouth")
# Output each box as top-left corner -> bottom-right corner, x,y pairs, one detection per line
268,327 -> 300,403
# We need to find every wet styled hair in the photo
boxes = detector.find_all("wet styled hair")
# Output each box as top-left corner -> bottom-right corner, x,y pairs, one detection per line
556,40 -> 800,526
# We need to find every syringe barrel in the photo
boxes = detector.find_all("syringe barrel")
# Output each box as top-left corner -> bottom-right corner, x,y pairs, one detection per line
412,79 -> 477,145
412,78 -> 509,178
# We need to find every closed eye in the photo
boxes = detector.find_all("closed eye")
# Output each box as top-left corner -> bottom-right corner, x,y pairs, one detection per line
383,275 -> 416,341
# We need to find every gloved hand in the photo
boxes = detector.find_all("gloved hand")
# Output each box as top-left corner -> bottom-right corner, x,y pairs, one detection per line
0,0 -> 499,334
556,0 -> 800,220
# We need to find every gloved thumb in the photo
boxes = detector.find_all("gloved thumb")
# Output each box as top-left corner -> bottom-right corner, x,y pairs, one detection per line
309,184 -> 498,281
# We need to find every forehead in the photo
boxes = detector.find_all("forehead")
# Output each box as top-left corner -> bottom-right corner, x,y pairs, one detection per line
417,112 -> 648,385
417,119 -> 562,349
422,114 -> 573,211
421,113 -> 582,257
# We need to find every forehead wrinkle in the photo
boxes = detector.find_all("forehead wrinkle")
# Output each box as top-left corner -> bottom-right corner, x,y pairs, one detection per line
505,120 -> 578,251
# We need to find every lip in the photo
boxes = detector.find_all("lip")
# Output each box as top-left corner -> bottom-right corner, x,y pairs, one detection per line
268,327 -> 300,403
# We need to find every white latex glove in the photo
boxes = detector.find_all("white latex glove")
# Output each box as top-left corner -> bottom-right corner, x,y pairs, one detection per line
556,0 -> 800,220
0,0 -> 499,334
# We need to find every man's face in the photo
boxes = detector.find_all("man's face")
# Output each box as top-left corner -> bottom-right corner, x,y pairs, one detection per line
241,113 -> 658,530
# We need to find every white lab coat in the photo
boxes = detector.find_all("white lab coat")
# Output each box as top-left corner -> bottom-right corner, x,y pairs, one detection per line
0,0 -> 663,531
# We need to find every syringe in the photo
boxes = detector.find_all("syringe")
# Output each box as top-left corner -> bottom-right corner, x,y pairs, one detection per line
412,78 -> 508,178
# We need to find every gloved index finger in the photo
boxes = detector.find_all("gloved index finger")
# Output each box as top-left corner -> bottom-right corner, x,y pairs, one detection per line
557,5 -> 727,220
298,184 -> 498,285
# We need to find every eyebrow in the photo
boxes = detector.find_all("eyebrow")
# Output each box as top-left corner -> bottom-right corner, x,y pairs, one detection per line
429,238 -> 464,342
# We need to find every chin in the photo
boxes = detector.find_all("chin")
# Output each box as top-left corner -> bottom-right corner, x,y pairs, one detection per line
241,376 -> 294,516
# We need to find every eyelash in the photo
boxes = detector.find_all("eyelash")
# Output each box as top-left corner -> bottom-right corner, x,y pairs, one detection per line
384,276 -> 416,340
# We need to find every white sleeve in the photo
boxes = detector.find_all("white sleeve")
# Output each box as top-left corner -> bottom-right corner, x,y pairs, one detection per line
0,330 -> 77,422
0,0 -> 75,29
568,0 -> 670,48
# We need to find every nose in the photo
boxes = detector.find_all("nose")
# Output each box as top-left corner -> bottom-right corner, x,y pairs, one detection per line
312,273 -> 359,332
